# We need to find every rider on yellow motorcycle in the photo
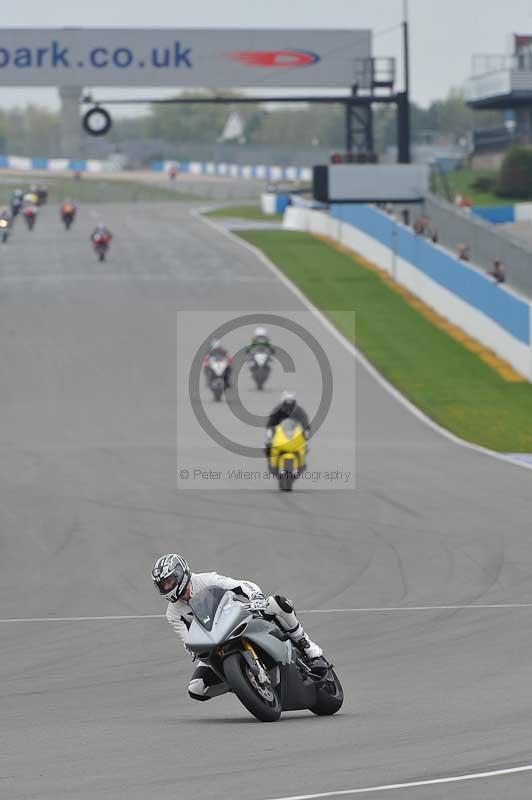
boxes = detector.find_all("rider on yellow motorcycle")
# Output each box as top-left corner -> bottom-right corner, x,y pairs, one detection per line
265,390 -> 310,470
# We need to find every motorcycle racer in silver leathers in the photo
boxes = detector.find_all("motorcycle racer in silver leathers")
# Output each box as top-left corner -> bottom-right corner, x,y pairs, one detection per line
151,553 -> 324,701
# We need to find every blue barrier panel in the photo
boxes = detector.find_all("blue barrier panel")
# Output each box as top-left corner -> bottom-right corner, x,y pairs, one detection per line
0,155 -> 8,168
31,158 -> 48,170
151,161 -> 164,172
330,203 -> 394,249
330,203 -> 530,345
68,159 -> 87,171
472,205 -> 515,224
275,194 -> 291,213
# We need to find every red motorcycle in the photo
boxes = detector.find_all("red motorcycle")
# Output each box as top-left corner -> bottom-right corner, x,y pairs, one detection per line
92,233 -> 111,262
23,205 -> 37,231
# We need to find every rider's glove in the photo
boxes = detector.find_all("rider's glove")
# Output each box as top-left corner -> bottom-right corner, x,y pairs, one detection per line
265,428 -> 273,443
245,593 -> 268,612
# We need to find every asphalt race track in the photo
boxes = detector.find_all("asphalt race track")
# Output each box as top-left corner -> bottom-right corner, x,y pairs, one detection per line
2,199 -> 532,800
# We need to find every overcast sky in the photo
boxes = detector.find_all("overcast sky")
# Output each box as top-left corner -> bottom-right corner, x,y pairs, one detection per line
1,0 -> 532,111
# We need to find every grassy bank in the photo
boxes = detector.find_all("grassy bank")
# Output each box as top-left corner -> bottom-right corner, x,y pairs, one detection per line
0,176 -> 193,204
206,204 -> 282,221
237,229 -> 532,452
431,168 -> 505,206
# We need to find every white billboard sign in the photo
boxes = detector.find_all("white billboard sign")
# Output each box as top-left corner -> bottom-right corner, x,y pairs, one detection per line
314,164 -> 429,203
0,28 -> 371,88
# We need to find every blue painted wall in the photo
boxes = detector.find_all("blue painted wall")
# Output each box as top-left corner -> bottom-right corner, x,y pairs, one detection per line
330,203 -> 530,346
472,205 -> 515,224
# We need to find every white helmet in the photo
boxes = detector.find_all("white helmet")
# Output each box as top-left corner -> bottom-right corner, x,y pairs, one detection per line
280,390 -> 297,413
254,326 -> 267,338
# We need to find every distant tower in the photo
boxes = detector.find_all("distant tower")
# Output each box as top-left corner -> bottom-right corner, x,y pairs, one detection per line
465,34 -> 532,157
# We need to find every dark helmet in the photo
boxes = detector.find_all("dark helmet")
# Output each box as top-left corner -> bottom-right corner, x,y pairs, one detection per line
151,554 -> 191,603
280,390 -> 296,415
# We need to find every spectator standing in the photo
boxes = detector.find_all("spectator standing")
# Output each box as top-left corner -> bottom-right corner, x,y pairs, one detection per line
457,243 -> 470,261
488,259 -> 506,284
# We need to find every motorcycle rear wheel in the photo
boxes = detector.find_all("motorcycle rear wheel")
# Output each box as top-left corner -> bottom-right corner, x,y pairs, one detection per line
309,669 -> 344,716
223,652 -> 281,722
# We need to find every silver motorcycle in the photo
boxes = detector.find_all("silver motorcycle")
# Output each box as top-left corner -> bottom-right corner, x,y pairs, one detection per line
206,354 -> 229,402
248,347 -> 271,391
186,586 -> 344,722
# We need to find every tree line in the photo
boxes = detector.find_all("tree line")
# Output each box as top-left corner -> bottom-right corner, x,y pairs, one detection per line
0,89 -> 503,157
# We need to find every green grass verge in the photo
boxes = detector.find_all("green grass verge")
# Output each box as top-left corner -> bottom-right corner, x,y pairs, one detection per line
0,177 -> 194,204
431,168 -> 516,206
237,229 -> 532,452
206,204 -> 282,221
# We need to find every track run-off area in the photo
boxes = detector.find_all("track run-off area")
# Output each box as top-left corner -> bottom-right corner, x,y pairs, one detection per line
1,198 -> 532,799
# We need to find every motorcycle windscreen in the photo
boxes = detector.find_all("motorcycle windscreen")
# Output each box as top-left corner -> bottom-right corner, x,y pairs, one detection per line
189,586 -> 228,632
273,419 -> 305,453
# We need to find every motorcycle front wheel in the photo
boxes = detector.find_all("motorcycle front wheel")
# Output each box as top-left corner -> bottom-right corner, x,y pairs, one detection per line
223,652 -> 281,722
279,472 -> 294,492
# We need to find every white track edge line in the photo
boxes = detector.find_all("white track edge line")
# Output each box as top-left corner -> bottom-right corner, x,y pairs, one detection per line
193,208 -> 532,475
3,604 -> 532,622
261,763 -> 532,799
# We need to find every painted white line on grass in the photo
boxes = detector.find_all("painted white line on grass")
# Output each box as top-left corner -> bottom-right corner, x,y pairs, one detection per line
3,604 -> 532,623
194,210 -> 532,475
261,763 -> 532,799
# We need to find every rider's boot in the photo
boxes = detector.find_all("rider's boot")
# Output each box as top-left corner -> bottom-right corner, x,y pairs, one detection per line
264,595 -> 324,662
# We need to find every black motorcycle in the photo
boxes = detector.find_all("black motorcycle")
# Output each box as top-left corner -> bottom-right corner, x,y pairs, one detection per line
62,211 -> 75,231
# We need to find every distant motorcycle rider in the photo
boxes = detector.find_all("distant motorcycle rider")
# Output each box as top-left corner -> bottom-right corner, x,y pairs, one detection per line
61,198 -> 77,218
90,223 -> 112,242
203,339 -> 232,389
10,190 -> 23,217
246,326 -> 275,357
265,390 -> 310,461
151,553 -> 325,702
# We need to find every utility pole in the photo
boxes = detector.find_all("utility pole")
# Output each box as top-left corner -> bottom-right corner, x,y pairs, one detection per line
397,0 -> 411,163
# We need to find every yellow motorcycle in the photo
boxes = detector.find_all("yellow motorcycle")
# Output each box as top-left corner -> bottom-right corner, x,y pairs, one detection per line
268,419 -> 307,492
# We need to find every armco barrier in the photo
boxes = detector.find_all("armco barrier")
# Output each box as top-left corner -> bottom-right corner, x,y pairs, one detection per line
151,160 -> 312,182
0,154 -> 312,182
284,203 -> 532,380
0,155 -> 106,172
